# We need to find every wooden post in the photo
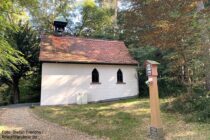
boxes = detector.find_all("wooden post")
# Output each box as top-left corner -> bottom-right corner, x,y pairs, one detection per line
149,76 -> 162,128
145,60 -> 164,140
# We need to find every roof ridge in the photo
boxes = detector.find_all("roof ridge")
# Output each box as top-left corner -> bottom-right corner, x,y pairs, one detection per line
48,35 -> 124,43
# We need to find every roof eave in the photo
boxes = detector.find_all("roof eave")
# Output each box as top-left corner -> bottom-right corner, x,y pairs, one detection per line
39,59 -> 138,66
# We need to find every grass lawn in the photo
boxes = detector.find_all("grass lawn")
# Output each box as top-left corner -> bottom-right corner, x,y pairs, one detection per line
32,98 -> 210,140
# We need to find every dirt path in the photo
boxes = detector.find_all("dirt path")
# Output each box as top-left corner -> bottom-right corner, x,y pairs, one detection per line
0,104 -> 104,140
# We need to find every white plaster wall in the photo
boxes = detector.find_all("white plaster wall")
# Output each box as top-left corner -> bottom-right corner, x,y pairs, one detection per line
41,63 -> 138,106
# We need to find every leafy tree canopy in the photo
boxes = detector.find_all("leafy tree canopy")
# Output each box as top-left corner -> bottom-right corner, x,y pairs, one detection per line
121,0 -> 210,92
0,0 -> 37,80
74,0 -> 115,39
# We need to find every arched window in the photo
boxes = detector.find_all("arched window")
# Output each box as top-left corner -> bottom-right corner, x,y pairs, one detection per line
92,68 -> 99,83
117,69 -> 123,83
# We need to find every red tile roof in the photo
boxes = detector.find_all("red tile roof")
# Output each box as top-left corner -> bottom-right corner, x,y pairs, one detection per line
39,35 -> 138,65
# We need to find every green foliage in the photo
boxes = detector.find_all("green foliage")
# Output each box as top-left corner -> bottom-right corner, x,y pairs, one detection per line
0,21 -> 40,103
0,74 -> 40,105
75,0 -> 116,39
129,46 -> 159,96
0,85 -> 10,106
2,21 -> 40,84
129,45 -> 186,97
121,0 -> 210,94
6,22 -> 40,69
162,91 -> 210,122
121,0 -> 210,122
0,38 -> 27,80
0,0 -> 35,80
19,75 -> 40,103
158,77 -> 187,97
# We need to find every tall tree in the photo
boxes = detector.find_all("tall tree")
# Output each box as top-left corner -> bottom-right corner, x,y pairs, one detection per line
0,0 -> 36,80
123,0 -> 210,92
97,0 -> 118,37
74,0 -> 115,39
1,22 -> 40,103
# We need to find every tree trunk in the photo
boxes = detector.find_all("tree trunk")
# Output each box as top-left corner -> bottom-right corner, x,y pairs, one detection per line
11,79 -> 20,104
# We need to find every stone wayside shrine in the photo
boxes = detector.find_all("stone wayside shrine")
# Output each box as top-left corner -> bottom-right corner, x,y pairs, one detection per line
145,60 -> 164,140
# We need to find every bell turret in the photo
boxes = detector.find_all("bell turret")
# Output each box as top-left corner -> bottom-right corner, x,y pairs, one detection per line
53,15 -> 67,36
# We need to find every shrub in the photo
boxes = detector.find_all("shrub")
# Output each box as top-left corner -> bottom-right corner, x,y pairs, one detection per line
162,91 -> 210,123
138,72 -> 186,98
158,77 -> 186,97
19,75 -> 41,103
0,85 -> 10,106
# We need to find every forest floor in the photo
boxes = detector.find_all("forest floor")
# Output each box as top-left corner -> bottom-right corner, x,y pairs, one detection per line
0,104 -> 105,140
32,98 -> 210,140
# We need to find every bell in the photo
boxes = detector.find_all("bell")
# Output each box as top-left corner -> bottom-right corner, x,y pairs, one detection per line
53,14 -> 67,36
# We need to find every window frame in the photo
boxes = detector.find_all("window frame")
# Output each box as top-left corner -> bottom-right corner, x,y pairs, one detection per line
117,69 -> 125,84
91,68 -> 101,84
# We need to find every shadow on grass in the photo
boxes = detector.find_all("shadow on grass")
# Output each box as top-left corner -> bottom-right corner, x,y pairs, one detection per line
33,98 -> 210,140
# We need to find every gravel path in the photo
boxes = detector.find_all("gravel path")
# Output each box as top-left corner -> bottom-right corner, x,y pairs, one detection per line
0,104 -> 105,140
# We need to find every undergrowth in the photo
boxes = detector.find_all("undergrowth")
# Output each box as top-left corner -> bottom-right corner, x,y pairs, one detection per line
162,90 -> 210,123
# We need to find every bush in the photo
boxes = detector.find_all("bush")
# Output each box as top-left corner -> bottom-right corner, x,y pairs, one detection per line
19,75 -> 41,103
138,72 -> 186,98
130,46 -> 187,98
162,91 -> 210,123
158,77 -> 186,97
0,85 -> 10,106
